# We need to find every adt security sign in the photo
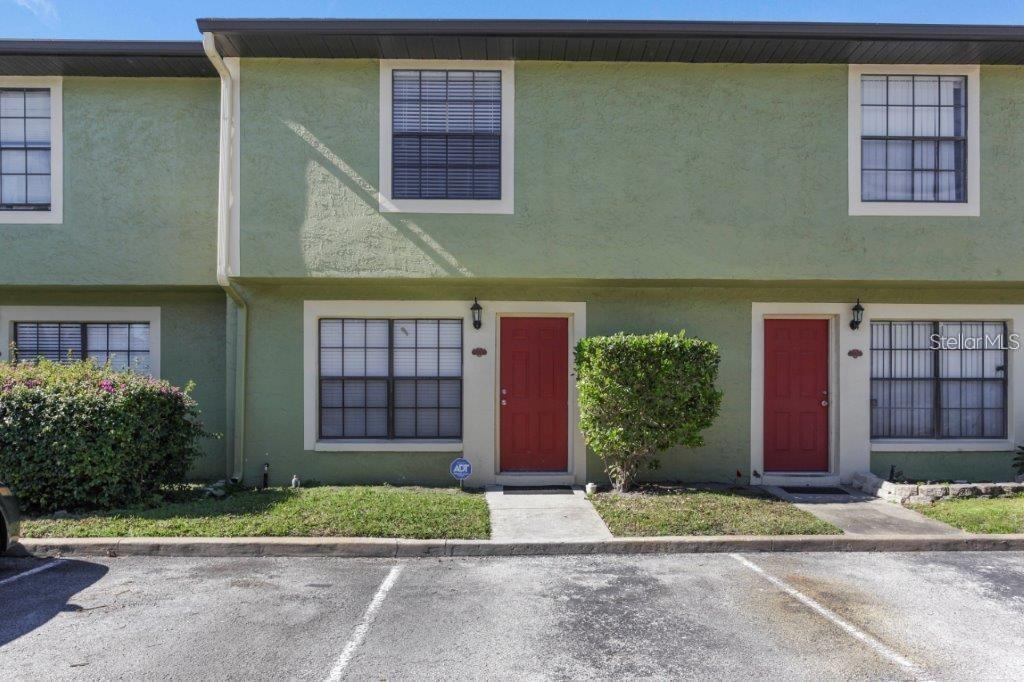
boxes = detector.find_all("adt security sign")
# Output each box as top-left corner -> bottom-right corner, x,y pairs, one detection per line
450,457 -> 472,481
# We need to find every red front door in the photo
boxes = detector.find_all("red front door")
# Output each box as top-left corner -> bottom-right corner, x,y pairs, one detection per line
764,319 -> 830,472
499,317 -> 569,472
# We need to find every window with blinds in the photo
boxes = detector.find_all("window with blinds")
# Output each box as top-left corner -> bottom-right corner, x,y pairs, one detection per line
391,70 -> 501,200
0,88 -> 51,211
13,322 -> 151,374
870,321 -> 1006,439
860,74 -> 967,203
319,319 -> 462,439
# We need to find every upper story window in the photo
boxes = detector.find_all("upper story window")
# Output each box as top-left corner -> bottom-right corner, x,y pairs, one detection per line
1,89 -> 51,210
379,60 -> 514,214
392,69 -> 501,200
848,65 -> 978,217
0,78 -> 62,224
861,75 -> 966,203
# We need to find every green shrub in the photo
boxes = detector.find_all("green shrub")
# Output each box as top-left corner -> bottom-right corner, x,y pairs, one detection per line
0,359 -> 212,512
574,331 -> 723,492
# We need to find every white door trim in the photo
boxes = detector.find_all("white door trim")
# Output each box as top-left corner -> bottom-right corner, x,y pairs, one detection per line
492,305 -> 587,483
752,303 -> 851,485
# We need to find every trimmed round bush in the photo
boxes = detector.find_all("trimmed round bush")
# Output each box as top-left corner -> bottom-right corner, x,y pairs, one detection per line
574,331 -> 723,492
0,359 -> 211,512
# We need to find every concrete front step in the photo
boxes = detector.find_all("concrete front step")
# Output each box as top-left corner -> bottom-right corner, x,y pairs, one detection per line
12,534 -> 1024,558
485,485 -> 614,542
766,485 -> 966,536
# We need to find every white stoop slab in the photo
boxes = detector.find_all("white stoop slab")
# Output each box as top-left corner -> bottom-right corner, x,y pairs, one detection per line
485,486 -> 613,542
767,486 -> 965,536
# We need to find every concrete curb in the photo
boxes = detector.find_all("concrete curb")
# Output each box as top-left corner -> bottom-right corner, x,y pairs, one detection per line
10,534 -> 1024,558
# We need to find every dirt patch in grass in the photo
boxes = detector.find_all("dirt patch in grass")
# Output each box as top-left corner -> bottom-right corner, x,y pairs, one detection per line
21,485 -> 490,540
590,485 -> 841,537
911,495 -> 1024,534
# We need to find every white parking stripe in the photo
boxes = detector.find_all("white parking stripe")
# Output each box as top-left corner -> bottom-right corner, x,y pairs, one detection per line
730,554 -> 931,681
324,564 -> 403,682
0,559 -> 64,588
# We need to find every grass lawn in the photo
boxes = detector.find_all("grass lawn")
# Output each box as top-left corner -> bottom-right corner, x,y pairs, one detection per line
911,495 -> 1024,534
590,486 -> 842,536
21,485 -> 490,539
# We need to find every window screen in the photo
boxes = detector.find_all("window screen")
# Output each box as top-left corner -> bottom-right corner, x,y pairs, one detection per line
13,322 -> 151,373
391,70 -> 501,200
870,321 -> 1006,439
319,318 -> 462,439
860,75 -> 967,203
0,88 -> 51,211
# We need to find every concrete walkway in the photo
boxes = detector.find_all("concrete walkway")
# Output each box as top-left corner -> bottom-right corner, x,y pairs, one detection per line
768,486 -> 964,536
485,486 -> 613,542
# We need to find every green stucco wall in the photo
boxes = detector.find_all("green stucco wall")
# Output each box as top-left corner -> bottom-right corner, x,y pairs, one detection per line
0,288 -> 229,479
235,280 -> 1024,486
239,60 -> 1024,283
0,78 -> 219,286
871,451 -> 1018,483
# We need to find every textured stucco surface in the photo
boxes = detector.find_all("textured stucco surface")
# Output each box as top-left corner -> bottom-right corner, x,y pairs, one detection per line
0,77 -> 219,286
235,281 -> 1024,485
871,451 -> 1018,483
0,288 -> 228,479
240,60 -> 1024,282
5,61 -> 1024,487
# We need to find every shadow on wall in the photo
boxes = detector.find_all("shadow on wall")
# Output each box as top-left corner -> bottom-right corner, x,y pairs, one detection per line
0,558 -> 109,647
285,121 -> 475,278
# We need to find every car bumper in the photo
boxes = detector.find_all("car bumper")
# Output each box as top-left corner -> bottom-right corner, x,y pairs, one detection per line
0,486 -> 20,550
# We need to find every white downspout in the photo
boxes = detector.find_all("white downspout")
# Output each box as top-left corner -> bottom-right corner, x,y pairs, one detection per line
203,32 -> 247,483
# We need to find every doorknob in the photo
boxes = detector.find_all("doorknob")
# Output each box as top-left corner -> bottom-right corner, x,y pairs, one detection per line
821,400 -> 829,407
501,399 -> 507,406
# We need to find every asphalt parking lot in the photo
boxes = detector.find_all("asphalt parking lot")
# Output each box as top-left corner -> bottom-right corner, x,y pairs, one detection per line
1,552 -> 1023,681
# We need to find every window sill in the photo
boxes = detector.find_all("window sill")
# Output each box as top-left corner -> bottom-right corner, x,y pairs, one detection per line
871,440 -> 1012,453
378,196 -> 513,215
314,439 -> 463,453
0,210 -> 62,225
848,200 -> 979,217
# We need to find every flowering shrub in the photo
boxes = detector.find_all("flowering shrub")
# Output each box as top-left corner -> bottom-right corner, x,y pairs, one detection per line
0,359 -> 212,512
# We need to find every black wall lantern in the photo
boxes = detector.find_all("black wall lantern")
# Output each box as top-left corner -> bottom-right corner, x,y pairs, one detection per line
849,299 -> 865,330
470,298 -> 483,330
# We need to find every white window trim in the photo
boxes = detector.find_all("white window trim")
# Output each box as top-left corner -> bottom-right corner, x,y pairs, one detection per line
0,76 -> 63,225
848,64 -> 980,217
304,300 -> 473,452
378,59 -> 514,215
0,306 -> 161,376
864,304 -> 1021,453
870,440 -> 1011,453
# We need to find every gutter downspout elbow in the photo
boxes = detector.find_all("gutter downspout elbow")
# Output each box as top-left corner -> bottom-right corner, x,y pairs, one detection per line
203,32 -> 247,483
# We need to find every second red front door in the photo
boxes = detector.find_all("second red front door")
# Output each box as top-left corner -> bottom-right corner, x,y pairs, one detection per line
763,319 -> 830,472
499,317 -> 569,472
